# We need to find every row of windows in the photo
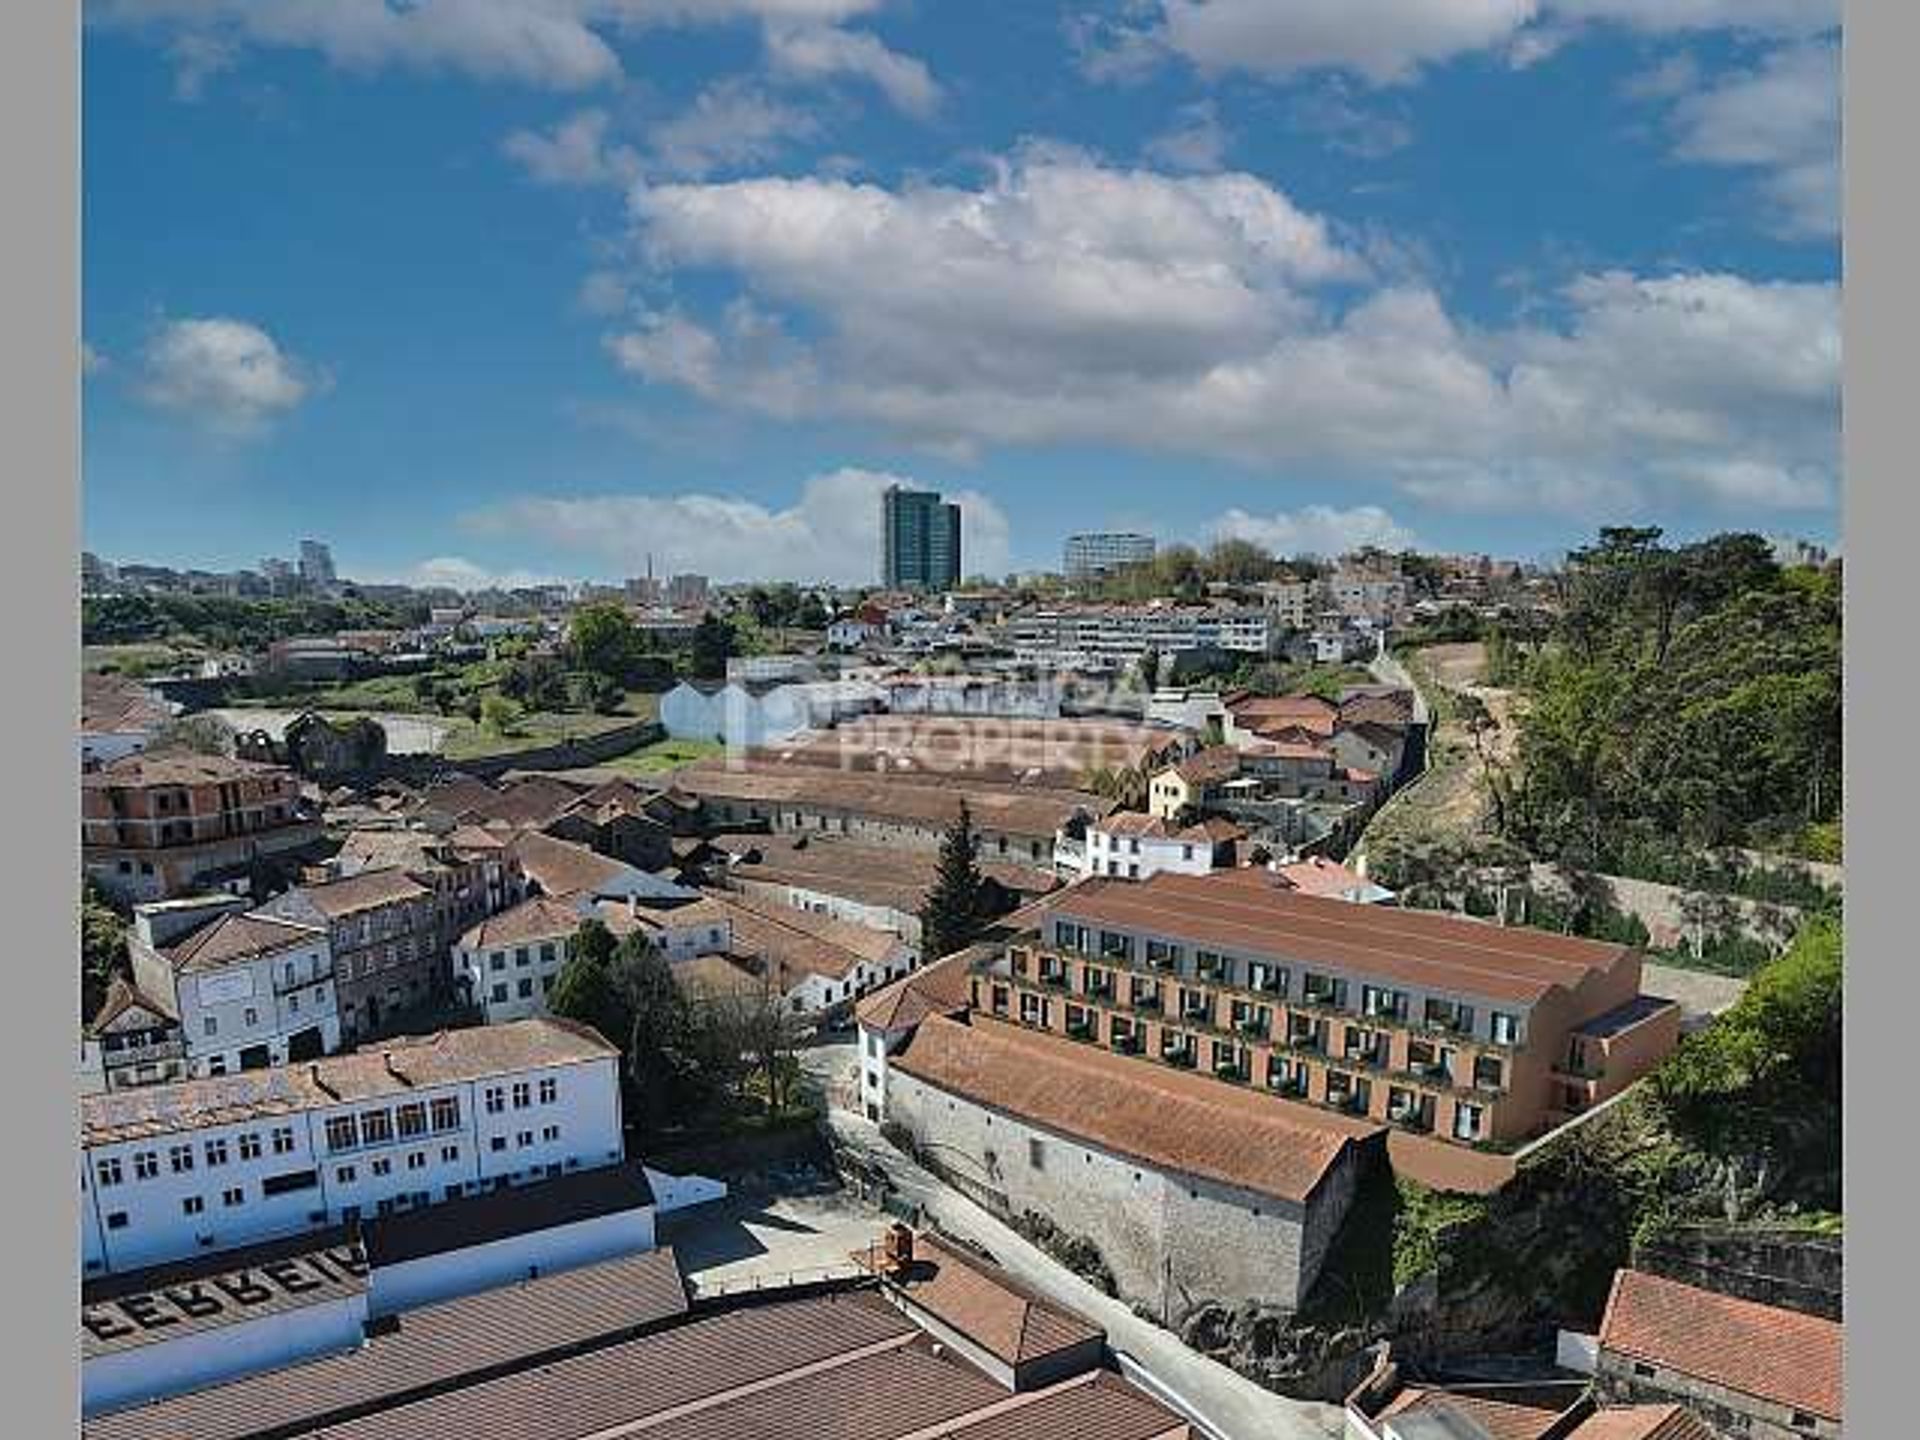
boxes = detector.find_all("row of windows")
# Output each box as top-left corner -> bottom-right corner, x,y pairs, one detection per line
323,1097 -> 462,1154
482,1077 -> 560,1112
487,943 -> 561,972
97,1126 -> 296,1187
335,1143 -> 462,1182
200,989 -> 327,1035
99,1168 -> 317,1231
490,975 -> 555,1004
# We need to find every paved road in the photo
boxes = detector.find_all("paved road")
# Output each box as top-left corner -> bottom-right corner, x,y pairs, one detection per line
1367,642 -> 1429,727
826,1109 -> 1346,1440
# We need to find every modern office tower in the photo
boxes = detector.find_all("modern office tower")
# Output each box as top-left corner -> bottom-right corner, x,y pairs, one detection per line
298,539 -> 337,587
881,485 -> 962,590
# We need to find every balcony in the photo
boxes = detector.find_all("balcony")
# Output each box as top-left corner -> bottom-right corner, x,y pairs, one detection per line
1147,950 -> 1180,971
1162,1045 -> 1197,1070
1084,979 -> 1117,1003
1214,1059 -> 1250,1084
1066,1016 -> 1096,1042
1110,1030 -> 1144,1056
1131,988 -> 1163,1013
1181,1001 -> 1214,1025
1038,969 -> 1071,992
1235,1015 -> 1272,1040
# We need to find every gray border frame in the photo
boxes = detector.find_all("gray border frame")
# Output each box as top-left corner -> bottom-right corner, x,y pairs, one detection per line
2,0 -> 80,1432
0,2 -> 1902,1434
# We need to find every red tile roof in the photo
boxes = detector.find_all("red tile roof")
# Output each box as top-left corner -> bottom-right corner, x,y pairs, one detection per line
1599,1269 -> 1842,1421
1568,1405 -> 1717,1440
1374,1387 -> 1563,1440
81,1017 -> 617,1145
892,1013 -> 1379,1204
458,894 -> 585,951
165,911 -> 326,973
855,950 -> 977,1032
862,1231 -> 1101,1368
1032,870 -> 1634,1006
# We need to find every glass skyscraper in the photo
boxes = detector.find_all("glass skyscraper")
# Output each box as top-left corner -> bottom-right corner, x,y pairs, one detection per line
882,485 -> 963,590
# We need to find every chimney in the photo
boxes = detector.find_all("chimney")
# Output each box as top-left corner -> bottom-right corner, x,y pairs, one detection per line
383,1051 -> 412,1087
310,1063 -> 339,1100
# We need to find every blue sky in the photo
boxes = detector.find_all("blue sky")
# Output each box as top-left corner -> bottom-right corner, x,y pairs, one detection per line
81,1 -> 1841,588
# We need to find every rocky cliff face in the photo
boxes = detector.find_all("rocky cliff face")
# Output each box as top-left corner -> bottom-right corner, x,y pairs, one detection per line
1174,1090 -> 1840,1405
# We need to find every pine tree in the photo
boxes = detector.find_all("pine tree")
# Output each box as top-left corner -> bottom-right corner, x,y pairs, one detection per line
921,799 -> 988,961
550,920 -> 626,1047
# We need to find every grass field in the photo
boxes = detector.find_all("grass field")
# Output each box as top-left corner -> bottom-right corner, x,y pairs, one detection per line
437,711 -> 643,761
594,737 -> 726,775
83,643 -> 196,676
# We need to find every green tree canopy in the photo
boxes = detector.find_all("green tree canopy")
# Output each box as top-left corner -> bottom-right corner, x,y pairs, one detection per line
921,800 -> 990,960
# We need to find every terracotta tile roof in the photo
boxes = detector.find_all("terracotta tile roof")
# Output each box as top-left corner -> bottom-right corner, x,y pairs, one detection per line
716,833 -> 1056,915
761,715 -> 1193,783
864,1231 -> 1102,1368
1096,812 -> 1244,846
83,1248 -> 689,1439
232,1291 -> 938,1440
165,911 -> 326,973
893,1013 -> 1380,1204
1032,870 -> 1634,1006
508,830 -> 635,899
1598,1269 -> 1842,1421
1269,856 -> 1380,900
444,823 -> 510,851
856,950 -> 978,1031
1167,746 -> 1240,786
675,761 -> 1109,838
83,752 -> 290,788
458,894 -> 585,951
86,973 -> 179,1035
80,672 -> 173,734
1374,1387 -> 1564,1440
703,888 -> 900,982
333,829 -> 457,876
1567,1405 -> 1717,1440
277,867 -> 434,919
81,1017 -> 617,1145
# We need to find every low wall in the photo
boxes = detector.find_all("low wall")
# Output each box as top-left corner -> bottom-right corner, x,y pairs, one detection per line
1631,1222 -> 1842,1321
378,720 -> 664,784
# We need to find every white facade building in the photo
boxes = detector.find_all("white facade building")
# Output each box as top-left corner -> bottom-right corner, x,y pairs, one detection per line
1006,605 -> 1276,671
1058,813 -> 1243,883
454,893 -> 735,1024
1063,532 -> 1156,581
80,1018 -> 626,1277
125,903 -> 341,1079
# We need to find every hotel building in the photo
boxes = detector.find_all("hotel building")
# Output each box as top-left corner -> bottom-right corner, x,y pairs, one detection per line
983,869 -> 1680,1148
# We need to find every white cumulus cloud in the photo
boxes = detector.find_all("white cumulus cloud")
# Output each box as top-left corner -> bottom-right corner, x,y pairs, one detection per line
463,468 -> 1010,585
1078,0 -> 1836,87
763,23 -> 941,116
86,0 -> 897,93
138,317 -> 321,435
601,151 -> 1838,516
1666,39 -> 1840,240
1209,504 -> 1422,557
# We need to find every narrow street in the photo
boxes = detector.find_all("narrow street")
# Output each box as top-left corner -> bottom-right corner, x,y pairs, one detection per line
824,1107 -> 1348,1440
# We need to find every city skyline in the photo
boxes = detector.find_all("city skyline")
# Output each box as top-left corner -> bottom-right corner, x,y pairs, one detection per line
82,4 -> 1839,587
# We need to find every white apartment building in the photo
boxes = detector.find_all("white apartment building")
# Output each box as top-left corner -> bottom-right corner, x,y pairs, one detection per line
1063,532 -> 1156,581
80,1018 -> 626,1276
454,894 -> 735,1024
1328,569 -> 1408,623
1057,812 -> 1244,882
1006,606 -> 1277,671
127,909 -> 341,1079
1257,580 -> 1317,630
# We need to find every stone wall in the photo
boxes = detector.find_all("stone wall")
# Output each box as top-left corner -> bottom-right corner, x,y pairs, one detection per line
1632,1222 -> 1841,1322
886,1067 -> 1341,1320
378,720 -> 664,784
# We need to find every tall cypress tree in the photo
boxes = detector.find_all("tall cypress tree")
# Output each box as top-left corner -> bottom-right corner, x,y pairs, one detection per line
921,798 -> 988,961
